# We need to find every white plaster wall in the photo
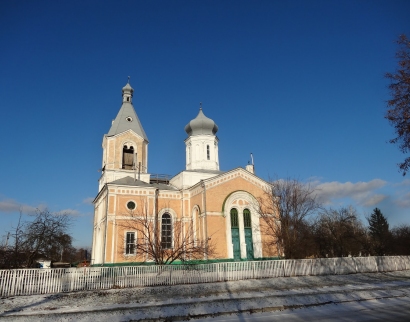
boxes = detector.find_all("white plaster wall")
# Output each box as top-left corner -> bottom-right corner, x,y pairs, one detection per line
185,135 -> 219,171
170,171 -> 219,189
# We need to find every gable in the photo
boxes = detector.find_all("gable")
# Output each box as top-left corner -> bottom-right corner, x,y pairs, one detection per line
186,168 -> 270,212
200,168 -> 270,192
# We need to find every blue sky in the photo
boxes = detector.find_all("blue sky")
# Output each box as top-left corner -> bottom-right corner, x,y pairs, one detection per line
0,1 -> 409,248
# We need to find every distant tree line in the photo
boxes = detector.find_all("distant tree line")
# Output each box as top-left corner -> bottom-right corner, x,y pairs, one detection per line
259,178 -> 410,259
0,209 -> 90,269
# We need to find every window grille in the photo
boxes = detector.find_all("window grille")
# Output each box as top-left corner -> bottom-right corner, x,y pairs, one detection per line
161,213 -> 172,249
126,232 -> 135,254
243,209 -> 251,228
230,208 -> 239,227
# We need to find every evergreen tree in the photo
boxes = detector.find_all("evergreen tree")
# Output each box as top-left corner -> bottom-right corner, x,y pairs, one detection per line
367,208 -> 390,256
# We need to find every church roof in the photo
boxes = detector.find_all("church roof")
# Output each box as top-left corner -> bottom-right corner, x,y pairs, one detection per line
184,169 -> 225,174
107,83 -> 148,141
187,167 -> 271,191
109,176 -> 177,190
185,108 -> 218,136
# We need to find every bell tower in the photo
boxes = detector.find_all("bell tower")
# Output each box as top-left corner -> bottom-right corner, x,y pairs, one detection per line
98,80 -> 150,190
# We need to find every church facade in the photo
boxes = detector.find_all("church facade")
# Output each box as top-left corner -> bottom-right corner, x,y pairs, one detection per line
91,82 -> 278,265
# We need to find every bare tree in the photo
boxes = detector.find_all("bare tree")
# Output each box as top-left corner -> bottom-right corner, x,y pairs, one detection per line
1,209 -> 73,268
313,207 -> 368,258
118,200 -> 217,265
385,34 -> 410,175
390,224 -> 410,255
257,178 -> 321,259
0,210 -> 27,268
22,209 -> 72,267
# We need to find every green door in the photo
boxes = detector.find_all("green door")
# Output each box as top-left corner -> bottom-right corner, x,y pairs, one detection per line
243,209 -> 254,260
231,228 -> 240,260
230,208 -> 241,260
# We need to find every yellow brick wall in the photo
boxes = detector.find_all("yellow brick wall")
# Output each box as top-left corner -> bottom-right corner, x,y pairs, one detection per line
113,220 -> 148,263
205,176 -> 266,212
207,215 -> 227,258
105,221 -> 113,263
99,172 -> 277,263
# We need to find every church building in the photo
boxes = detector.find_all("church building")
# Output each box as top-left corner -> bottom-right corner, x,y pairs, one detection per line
91,81 -> 278,265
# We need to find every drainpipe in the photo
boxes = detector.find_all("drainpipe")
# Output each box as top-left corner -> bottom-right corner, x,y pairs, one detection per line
90,210 -> 96,265
103,187 -> 109,266
201,180 -> 208,260
155,188 -> 159,256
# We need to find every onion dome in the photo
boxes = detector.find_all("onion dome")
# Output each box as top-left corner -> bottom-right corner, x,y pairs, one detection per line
185,107 -> 218,136
122,82 -> 133,93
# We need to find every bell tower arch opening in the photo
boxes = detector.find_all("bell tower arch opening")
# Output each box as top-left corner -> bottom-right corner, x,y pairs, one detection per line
122,145 -> 135,170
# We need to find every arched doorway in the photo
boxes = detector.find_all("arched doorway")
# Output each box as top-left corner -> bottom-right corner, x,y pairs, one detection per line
224,191 -> 262,260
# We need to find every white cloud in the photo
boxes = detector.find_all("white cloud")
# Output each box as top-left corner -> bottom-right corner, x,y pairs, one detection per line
0,198 -> 82,217
82,197 -> 94,205
313,179 -> 387,207
362,194 -> 387,207
395,191 -> 410,208
394,179 -> 410,187
57,209 -> 81,216
0,199 -> 40,214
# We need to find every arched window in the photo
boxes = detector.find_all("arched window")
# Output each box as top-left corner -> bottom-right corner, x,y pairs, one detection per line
122,145 -> 134,169
230,208 -> 238,228
243,209 -> 251,228
206,145 -> 210,160
161,213 -> 172,249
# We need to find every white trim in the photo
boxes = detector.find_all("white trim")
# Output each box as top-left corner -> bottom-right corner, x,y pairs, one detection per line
192,205 -> 200,245
158,207 -> 177,220
112,128 -> 146,142
126,199 -> 137,211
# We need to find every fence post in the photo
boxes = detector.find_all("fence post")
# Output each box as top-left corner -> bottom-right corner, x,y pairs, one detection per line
311,259 -> 314,276
10,270 -> 17,297
252,261 -> 255,279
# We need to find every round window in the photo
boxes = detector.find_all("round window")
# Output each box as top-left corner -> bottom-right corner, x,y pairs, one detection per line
127,201 -> 136,210
126,116 -> 133,122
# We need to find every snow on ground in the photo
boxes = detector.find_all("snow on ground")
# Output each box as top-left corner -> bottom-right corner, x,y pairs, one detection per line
195,297 -> 410,322
1,271 -> 410,321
